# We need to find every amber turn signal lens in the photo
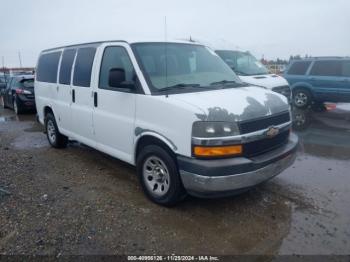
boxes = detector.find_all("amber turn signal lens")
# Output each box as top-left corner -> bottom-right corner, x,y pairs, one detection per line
194,145 -> 242,157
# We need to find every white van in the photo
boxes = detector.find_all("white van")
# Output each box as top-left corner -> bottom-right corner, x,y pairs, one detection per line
215,50 -> 291,98
35,40 -> 298,206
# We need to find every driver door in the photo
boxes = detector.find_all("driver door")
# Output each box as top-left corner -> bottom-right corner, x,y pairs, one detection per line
93,44 -> 137,164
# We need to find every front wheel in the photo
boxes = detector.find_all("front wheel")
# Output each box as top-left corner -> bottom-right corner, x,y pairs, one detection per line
293,89 -> 312,108
45,113 -> 68,148
136,145 -> 186,206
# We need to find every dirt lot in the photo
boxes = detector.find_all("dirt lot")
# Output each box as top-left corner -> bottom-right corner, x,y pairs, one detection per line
0,105 -> 349,256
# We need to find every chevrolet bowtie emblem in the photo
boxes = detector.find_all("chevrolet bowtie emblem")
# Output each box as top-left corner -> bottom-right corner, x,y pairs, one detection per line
266,126 -> 279,138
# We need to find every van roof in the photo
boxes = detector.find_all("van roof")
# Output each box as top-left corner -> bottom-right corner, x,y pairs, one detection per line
41,39 -> 202,53
291,56 -> 350,61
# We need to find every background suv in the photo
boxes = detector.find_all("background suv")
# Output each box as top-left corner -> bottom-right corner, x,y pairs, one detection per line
284,57 -> 350,107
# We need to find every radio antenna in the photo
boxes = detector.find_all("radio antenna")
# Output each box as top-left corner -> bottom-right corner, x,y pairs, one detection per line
164,16 -> 168,97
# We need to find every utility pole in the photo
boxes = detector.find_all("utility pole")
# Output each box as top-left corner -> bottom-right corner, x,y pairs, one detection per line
1,56 -> 4,76
18,51 -> 22,68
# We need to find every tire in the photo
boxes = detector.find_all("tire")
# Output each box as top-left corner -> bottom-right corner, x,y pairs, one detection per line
136,145 -> 186,206
13,95 -> 22,114
293,89 -> 312,108
45,113 -> 68,148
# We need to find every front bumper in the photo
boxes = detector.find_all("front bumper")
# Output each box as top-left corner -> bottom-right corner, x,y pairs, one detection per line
178,133 -> 298,198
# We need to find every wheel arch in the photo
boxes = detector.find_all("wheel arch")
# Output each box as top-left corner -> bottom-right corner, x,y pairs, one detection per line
134,133 -> 177,164
291,82 -> 314,95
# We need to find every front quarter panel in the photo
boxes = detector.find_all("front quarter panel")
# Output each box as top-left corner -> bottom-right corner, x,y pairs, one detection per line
135,95 -> 204,158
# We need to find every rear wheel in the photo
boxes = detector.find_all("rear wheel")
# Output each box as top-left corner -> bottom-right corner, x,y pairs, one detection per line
293,89 -> 312,108
45,113 -> 68,148
13,96 -> 22,114
136,145 -> 186,206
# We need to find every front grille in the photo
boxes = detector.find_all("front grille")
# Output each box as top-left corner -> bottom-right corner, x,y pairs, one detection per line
243,130 -> 289,157
238,111 -> 290,134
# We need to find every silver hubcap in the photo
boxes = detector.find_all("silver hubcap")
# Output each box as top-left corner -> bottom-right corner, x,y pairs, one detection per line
294,92 -> 308,107
47,120 -> 56,144
143,156 -> 170,197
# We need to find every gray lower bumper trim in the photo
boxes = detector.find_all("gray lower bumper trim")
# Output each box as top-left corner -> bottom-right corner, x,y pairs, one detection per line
180,151 -> 296,194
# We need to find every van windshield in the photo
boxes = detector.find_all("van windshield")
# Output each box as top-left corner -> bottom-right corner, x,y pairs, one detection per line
216,50 -> 269,76
132,43 -> 244,93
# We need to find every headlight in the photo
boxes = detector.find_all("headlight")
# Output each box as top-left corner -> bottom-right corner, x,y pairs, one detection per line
192,121 -> 240,138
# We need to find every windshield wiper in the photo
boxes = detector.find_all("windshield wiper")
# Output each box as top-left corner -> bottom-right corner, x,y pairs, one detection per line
158,83 -> 201,92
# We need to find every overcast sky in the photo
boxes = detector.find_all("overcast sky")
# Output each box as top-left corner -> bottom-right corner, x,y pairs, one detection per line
1,0 -> 349,67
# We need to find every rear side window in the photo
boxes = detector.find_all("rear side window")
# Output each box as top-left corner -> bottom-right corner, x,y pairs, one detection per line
310,60 -> 342,77
59,49 -> 76,85
36,52 -> 61,83
73,47 -> 96,87
287,61 -> 311,75
99,46 -> 135,90
342,61 -> 350,77
21,79 -> 34,88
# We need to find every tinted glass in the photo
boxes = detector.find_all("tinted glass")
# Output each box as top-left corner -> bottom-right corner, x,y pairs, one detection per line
342,61 -> 350,77
287,61 -> 311,75
59,49 -> 76,85
20,79 -> 34,89
36,52 -> 61,83
73,47 -> 96,87
310,60 -> 342,77
99,46 -> 135,90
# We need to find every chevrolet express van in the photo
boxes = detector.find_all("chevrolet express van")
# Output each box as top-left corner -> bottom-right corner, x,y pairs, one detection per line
215,50 -> 291,99
35,40 -> 298,206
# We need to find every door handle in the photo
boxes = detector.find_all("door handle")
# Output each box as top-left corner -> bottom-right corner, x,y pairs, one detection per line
94,92 -> 98,107
72,89 -> 75,103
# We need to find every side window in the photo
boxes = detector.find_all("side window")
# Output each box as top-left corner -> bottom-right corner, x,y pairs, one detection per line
36,52 -> 61,83
73,47 -> 96,87
342,61 -> 350,77
309,60 -> 342,77
59,49 -> 76,85
99,46 -> 135,90
287,61 -> 311,75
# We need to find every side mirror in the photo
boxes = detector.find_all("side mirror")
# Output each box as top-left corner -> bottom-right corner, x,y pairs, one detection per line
108,68 -> 135,89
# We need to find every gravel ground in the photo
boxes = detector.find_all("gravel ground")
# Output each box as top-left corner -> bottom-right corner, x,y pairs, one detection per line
0,106 -> 349,256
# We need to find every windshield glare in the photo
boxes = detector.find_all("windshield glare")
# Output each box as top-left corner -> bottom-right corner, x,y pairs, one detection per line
132,43 -> 242,92
216,50 -> 269,76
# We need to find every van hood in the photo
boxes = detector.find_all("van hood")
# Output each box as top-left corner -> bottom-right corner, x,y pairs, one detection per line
239,74 -> 289,90
172,86 -> 289,122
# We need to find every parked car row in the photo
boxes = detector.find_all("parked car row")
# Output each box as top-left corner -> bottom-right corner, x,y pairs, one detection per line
34,40 -> 298,205
1,40 -> 348,206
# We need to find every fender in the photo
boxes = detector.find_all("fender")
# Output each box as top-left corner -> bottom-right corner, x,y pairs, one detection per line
290,82 -> 313,91
134,128 -> 178,163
